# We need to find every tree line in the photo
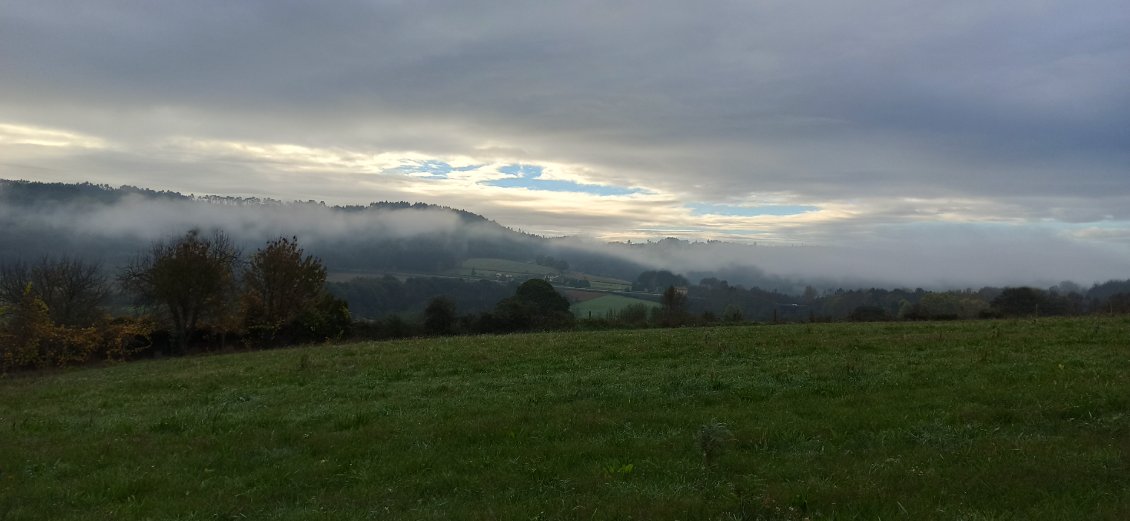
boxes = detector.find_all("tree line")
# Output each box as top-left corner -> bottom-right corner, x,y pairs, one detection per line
634,270 -> 1130,324
0,179 -> 647,281
0,230 -> 349,371
0,228 -> 579,371
5,228 -> 1130,372
347,278 -> 574,340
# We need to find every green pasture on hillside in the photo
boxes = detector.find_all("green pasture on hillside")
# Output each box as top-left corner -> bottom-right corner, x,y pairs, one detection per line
577,275 -> 633,292
572,294 -> 660,319
452,258 -> 559,278
3,318 -> 1130,520
450,258 -> 632,291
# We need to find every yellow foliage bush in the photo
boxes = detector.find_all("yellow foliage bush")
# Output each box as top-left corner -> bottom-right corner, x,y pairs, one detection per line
1,285 -> 153,371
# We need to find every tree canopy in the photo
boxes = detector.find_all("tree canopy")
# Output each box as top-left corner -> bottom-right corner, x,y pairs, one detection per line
243,236 -> 328,340
0,257 -> 108,326
490,279 -> 573,332
119,229 -> 240,353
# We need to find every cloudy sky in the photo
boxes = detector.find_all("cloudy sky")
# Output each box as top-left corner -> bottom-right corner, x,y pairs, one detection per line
1,1 -> 1128,283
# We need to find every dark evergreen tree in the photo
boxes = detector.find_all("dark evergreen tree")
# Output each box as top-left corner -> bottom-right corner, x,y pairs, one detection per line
657,285 -> 690,326
991,287 -> 1049,317
424,297 -> 457,336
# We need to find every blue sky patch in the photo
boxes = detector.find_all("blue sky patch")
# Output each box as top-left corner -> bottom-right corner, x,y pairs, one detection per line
384,160 -> 484,179
498,164 -> 543,177
486,163 -> 640,196
383,159 -> 451,178
688,203 -> 818,217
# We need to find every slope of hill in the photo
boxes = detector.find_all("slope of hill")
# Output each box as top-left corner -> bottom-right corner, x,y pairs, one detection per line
571,294 -> 659,319
3,318 -> 1128,519
0,179 -> 646,280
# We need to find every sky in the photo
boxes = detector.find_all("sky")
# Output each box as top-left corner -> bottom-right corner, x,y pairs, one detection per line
1,1 -> 1128,284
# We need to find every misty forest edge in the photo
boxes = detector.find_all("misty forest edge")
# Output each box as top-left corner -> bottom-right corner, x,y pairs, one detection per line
2,179 -> 1129,369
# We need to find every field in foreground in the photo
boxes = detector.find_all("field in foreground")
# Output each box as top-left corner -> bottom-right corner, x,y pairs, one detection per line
2,318 -> 1129,520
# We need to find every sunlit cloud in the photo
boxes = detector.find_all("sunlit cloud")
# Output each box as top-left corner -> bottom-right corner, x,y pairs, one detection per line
688,203 -> 819,217
0,123 -> 107,149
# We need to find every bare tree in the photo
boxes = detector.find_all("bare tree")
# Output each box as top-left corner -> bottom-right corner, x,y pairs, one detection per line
119,229 -> 240,354
0,257 -> 109,326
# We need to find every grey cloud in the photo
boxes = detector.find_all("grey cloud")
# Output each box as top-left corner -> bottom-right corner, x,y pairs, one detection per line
2,0 -> 1129,271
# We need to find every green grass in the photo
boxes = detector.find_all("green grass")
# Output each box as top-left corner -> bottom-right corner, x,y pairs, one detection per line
577,275 -> 633,292
572,294 -> 659,319
451,258 -> 632,290
454,258 -> 560,278
3,317 -> 1130,519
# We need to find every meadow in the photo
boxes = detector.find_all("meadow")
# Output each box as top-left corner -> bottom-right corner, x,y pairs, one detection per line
571,294 -> 660,319
451,258 -> 633,291
2,317 -> 1128,520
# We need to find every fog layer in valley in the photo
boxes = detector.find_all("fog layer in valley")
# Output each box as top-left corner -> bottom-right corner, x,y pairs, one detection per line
2,181 -> 1126,292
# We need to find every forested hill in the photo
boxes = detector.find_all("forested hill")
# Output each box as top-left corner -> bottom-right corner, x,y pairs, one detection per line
0,180 -> 189,206
0,179 -> 490,223
0,179 -> 645,279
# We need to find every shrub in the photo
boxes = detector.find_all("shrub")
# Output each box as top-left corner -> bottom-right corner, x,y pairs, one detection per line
1,286 -> 152,371
424,297 -> 457,336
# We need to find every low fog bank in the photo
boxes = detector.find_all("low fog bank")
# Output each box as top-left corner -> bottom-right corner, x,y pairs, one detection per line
554,229 -> 1130,293
2,181 -> 1125,293
0,182 -> 523,271
9,196 -> 477,243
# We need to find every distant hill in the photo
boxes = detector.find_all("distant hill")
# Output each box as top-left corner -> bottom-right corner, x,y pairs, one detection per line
0,179 -> 646,280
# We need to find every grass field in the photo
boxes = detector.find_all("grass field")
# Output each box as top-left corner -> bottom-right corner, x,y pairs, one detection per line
452,258 -> 560,279
576,276 -> 633,292
572,294 -> 659,319
3,318 -> 1129,519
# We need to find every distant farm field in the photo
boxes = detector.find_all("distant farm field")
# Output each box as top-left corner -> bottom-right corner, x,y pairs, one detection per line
577,275 -> 633,292
453,258 -> 559,278
571,294 -> 659,319
3,318 -> 1130,519
449,258 -> 632,291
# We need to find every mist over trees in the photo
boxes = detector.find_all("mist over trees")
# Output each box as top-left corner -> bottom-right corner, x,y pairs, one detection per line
3,179 -> 1130,363
0,179 -> 647,281
0,257 -> 109,327
8,179 -> 1127,294
119,229 -> 241,354
633,270 -> 690,292
5,233 -> 1130,373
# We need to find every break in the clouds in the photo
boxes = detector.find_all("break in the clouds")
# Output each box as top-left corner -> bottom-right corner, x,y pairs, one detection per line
1,1 -> 1128,284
